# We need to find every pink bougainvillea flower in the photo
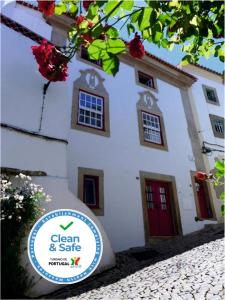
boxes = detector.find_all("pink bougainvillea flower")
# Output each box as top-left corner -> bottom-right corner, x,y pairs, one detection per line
31,40 -> 54,65
195,171 -> 207,181
128,33 -> 145,59
83,0 -> 94,11
38,0 -> 55,17
32,40 -> 68,82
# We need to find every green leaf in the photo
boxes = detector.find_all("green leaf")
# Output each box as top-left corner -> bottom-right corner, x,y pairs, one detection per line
221,204 -> 225,216
107,39 -> 126,54
215,160 -> 225,172
220,192 -> 225,201
161,39 -> 169,48
88,40 -> 107,60
104,0 -> 122,17
106,27 -> 119,38
154,31 -> 163,42
79,20 -> 89,29
91,24 -> 104,38
127,23 -> 135,36
68,28 -> 77,41
139,7 -> 153,31
169,0 -> 181,8
219,55 -> 225,62
69,3 -> 78,14
131,10 -> 141,23
181,54 -> 192,66
121,0 -> 134,11
87,3 -> 99,19
142,28 -> 152,39
55,2 -> 67,15
102,54 -> 120,76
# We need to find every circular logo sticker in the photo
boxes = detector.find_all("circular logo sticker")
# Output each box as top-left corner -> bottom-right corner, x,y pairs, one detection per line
28,209 -> 103,284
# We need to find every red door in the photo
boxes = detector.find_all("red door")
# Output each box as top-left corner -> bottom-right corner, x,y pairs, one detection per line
145,180 -> 174,236
195,179 -> 213,219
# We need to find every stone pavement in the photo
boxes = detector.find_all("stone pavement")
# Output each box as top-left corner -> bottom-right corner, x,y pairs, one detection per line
44,224 -> 224,300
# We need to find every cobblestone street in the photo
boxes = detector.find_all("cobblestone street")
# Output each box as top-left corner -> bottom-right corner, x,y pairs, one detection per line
45,225 -> 224,300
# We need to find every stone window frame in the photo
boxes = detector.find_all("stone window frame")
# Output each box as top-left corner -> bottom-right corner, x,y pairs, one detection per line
139,171 -> 183,245
78,167 -> 104,216
135,68 -> 158,92
190,171 -> 216,221
202,84 -> 220,106
137,91 -> 168,151
209,114 -> 224,139
71,69 -> 110,137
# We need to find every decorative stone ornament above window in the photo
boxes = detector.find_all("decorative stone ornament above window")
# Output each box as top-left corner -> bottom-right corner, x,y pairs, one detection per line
71,69 -> 110,137
202,84 -> 220,106
137,91 -> 168,151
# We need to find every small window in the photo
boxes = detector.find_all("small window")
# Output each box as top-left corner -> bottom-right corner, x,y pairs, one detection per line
209,114 -> 224,139
138,71 -> 155,89
78,168 -> 104,216
142,111 -> 162,145
83,175 -> 99,208
206,89 -> 217,102
203,85 -> 219,105
80,46 -> 102,67
78,90 -> 104,130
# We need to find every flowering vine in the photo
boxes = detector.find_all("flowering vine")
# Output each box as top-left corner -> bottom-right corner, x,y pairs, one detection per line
195,160 -> 225,216
32,0 -> 224,84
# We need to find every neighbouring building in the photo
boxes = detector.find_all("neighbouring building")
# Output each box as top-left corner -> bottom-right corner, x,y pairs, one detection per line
181,63 -> 224,223
1,1 -> 224,295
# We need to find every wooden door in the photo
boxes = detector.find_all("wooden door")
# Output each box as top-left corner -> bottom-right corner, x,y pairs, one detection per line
195,179 -> 213,219
145,180 -> 174,236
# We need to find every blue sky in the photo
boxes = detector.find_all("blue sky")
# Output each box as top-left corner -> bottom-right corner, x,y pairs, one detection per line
143,42 -> 224,74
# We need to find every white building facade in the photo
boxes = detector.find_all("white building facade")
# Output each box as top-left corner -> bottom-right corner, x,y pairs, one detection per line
1,0 -> 223,264
181,64 -> 224,224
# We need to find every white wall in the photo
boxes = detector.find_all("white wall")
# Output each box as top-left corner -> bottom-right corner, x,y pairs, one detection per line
67,56 -> 212,251
1,4 -> 115,296
182,65 -> 224,222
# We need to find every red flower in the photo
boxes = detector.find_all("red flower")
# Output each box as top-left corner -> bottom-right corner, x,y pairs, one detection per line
32,40 -> 54,65
75,15 -> 86,26
195,172 -> 207,181
32,40 -> 68,82
75,15 -> 94,28
38,0 -> 55,17
128,33 -> 145,59
81,33 -> 94,45
83,0 -> 94,11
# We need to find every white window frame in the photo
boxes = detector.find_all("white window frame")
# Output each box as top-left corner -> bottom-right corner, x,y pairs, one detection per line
78,90 -> 104,130
142,111 -> 162,145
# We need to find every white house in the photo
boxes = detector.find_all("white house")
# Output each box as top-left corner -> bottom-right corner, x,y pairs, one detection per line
1,0 -> 224,295
181,63 -> 224,223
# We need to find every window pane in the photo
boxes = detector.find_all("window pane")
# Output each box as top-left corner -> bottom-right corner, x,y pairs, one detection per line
142,112 -> 162,145
138,72 -> 155,89
84,177 -> 97,206
78,91 -> 104,129
144,128 -> 162,144
206,89 -> 217,102
214,121 -> 224,133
